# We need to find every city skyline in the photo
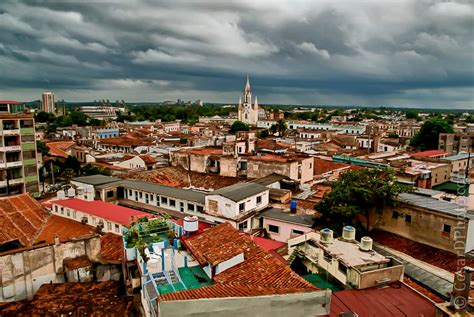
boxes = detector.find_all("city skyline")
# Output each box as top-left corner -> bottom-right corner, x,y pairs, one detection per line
0,0 -> 473,108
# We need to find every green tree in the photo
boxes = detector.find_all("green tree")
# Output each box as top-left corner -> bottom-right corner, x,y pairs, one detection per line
388,133 -> 399,138
89,118 -> 102,126
258,129 -> 269,138
35,111 -> 56,123
36,141 -> 50,156
405,111 -> 420,120
315,168 -> 412,233
61,168 -> 76,182
64,156 -> 81,175
80,163 -> 111,176
276,119 -> 287,137
410,118 -> 454,150
229,121 -> 250,134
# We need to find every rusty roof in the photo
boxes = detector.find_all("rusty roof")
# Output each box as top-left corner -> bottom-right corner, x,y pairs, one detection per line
64,255 -> 92,271
46,141 -> 75,158
98,136 -> 152,147
100,233 -> 123,263
34,215 -> 96,244
0,194 -> 49,247
0,281 -> 134,316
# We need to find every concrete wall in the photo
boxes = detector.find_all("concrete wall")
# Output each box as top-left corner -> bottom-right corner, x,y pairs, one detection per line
158,290 -> 331,317
374,205 -> 471,253
263,218 -> 312,243
205,190 -> 269,221
51,203 -> 123,235
0,236 -> 102,302
356,262 -> 404,289
215,253 -> 244,275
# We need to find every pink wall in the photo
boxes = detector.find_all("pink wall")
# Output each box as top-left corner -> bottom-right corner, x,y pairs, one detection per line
263,218 -> 313,242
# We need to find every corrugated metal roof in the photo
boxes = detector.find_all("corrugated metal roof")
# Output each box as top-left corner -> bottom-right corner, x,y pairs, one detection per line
210,182 -> 268,202
112,179 -> 206,204
399,193 -> 474,219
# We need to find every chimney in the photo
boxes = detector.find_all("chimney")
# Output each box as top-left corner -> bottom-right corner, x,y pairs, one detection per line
54,234 -> 60,246
449,266 -> 473,311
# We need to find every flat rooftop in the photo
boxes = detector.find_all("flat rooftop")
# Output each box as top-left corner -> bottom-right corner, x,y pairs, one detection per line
399,192 -> 473,219
71,174 -> 121,186
261,208 -> 314,227
211,182 -> 268,202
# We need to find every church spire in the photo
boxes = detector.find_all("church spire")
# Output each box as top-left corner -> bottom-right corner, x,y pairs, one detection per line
245,75 -> 251,94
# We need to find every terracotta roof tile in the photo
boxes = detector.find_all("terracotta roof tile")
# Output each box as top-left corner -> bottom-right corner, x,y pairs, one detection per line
46,141 -> 75,158
100,233 -> 123,263
64,255 -> 92,271
0,281 -> 134,316
0,194 -> 49,247
34,215 -> 96,244
173,223 -> 316,301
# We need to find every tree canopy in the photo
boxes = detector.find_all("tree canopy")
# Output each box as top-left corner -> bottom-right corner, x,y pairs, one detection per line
410,118 -> 453,150
229,120 -> 250,134
315,168 -> 412,233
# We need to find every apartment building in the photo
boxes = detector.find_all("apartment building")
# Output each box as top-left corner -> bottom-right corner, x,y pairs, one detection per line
439,132 -> 474,155
0,108 -> 39,196
41,92 -> 55,113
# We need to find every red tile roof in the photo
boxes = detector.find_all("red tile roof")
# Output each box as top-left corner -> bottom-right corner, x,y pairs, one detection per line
313,158 -> 352,176
63,255 -> 92,271
53,199 -> 150,226
100,233 -> 123,263
46,141 -> 75,158
330,282 -> 436,316
179,147 -> 223,156
0,281 -> 134,315
410,150 -> 448,158
0,100 -> 22,104
139,154 -> 157,164
99,137 -> 152,147
169,223 -> 316,301
251,236 -> 285,252
0,194 -> 49,247
34,215 -> 96,244
160,284 -> 314,301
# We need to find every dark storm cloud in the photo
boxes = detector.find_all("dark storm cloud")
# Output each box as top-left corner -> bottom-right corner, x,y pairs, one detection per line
0,0 -> 472,108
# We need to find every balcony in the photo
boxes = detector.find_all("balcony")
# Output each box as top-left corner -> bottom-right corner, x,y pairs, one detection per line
25,175 -> 38,184
2,129 -> 20,136
21,143 -> 36,151
23,158 -> 36,166
20,127 -> 34,135
8,177 -> 24,185
6,161 -> 22,168
2,145 -> 21,152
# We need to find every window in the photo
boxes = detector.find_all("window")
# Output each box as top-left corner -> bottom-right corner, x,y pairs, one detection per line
92,217 -> 96,225
107,222 -> 112,230
443,224 -> 451,234
392,211 -> 399,219
55,205 -> 59,213
238,221 -> 248,231
256,195 -> 262,205
239,202 -> 245,212
268,224 -> 279,234
169,199 -> 176,207
66,209 -> 70,217
107,191 -> 114,198
225,203 -> 231,208
139,192 -> 143,199
338,262 -> 347,274
323,250 -> 332,262
115,224 -> 120,233
128,189 -> 133,196
197,205 -> 203,213
161,196 -> 168,205
405,215 -> 412,223
188,204 -> 195,212
291,229 -> 305,236
61,207 -> 64,215
72,211 -> 76,219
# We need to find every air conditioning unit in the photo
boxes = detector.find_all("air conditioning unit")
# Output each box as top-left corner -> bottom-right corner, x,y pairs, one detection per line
81,217 -> 88,224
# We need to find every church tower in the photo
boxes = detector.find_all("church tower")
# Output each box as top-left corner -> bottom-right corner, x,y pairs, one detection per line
238,75 -> 259,125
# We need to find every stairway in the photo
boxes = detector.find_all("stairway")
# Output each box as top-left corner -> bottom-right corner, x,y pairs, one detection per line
288,247 -> 305,265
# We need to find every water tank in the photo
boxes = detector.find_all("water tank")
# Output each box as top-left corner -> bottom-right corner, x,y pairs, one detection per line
360,236 -> 373,251
183,216 -> 199,232
67,187 -> 76,198
56,190 -> 65,199
320,228 -> 334,244
290,200 -> 297,214
342,226 -> 356,241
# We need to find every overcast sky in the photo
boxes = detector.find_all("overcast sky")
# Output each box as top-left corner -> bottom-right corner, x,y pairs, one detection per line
0,0 -> 473,108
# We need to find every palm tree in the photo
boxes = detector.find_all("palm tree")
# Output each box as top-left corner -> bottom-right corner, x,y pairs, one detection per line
276,119 -> 287,137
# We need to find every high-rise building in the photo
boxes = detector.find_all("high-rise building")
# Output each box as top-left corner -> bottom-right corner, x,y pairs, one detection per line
41,92 -> 55,113
237,75 -> 259,125
0,101 -> 39,196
